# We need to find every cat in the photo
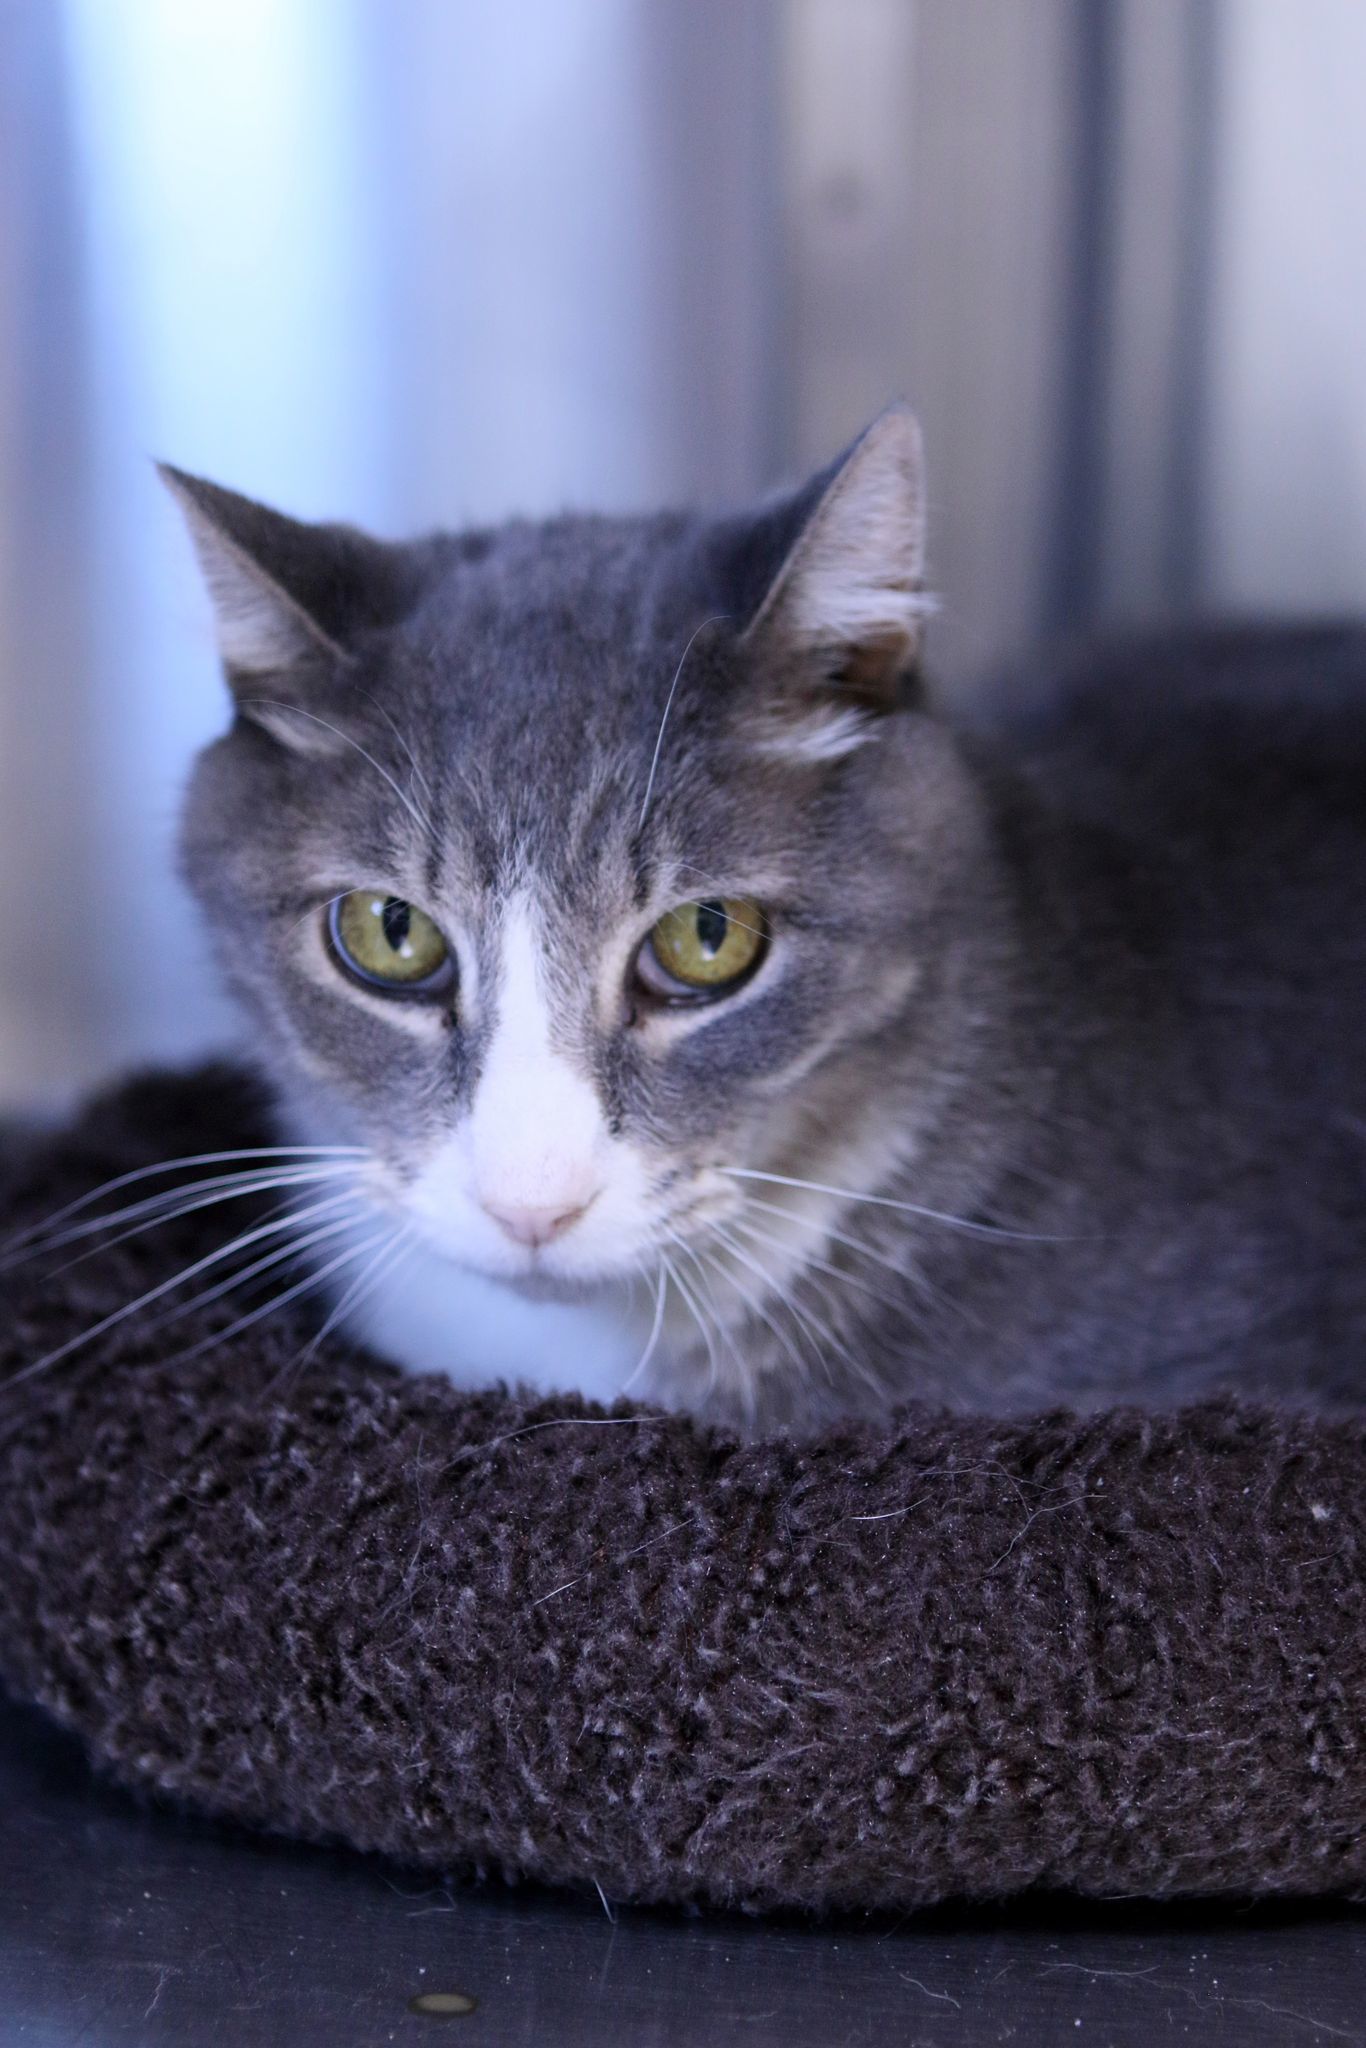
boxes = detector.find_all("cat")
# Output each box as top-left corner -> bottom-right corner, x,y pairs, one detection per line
163,406 -> 1366,1433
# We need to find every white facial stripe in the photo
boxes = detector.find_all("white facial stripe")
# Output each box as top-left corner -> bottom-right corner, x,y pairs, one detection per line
468,896 -> 605,1213
391,892 -> 657,1288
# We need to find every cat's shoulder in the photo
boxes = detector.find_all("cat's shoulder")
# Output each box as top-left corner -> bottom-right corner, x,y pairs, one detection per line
966,622 -> 1366,826
977,619 -> 1366,739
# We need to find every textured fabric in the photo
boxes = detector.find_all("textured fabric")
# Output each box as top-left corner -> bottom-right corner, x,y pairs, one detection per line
1,1067 -> 1364,1912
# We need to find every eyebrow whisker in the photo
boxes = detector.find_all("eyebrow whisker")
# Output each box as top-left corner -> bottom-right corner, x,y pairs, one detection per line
638,614 -> 730,831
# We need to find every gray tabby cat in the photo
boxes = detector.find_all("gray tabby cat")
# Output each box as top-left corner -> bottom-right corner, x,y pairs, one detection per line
165,408 -> 1366,1432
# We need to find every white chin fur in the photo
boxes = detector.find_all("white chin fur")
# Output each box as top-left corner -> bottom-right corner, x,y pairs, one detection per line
335,1206 -> 652,1404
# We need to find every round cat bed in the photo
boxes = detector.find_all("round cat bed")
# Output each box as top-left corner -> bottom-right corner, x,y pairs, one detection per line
1,1066 -> 1364,1914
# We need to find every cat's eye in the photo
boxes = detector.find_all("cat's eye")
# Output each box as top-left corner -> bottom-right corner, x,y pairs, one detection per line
636,897 -> 767,1001
326,891 -> 454,996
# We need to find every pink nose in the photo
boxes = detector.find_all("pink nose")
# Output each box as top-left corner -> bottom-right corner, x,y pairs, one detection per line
482,1198 -> 592,1249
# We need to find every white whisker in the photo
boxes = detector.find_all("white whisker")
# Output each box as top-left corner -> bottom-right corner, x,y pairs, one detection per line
730,1193 -> 995,1342
137,1206 -> 367,1339
287,1221 -> 418,1376
283,891 -> 347,943
1,1145 -> 366,1262
727,1208 -> 902,1316
15,1162 -> 362,1270
638,614 -> 729,830
356,688 -> 438,817
168,1226 -> 396,1371
695,1223 -> 818,1385
732,1191 -> 912,1283
2,1190 -> 364,1391
618,1259 -> 669,1396
660,1240 -> 722,1398
721,1167 -> 1067,1241
240,697 -> 437,844
710,1219 -> 880,1404
725,1220 -> 884,1400
678,899 -> 767,940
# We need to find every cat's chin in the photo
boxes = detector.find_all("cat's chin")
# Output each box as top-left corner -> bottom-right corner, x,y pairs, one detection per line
477,1263 -> 616,1307
335,1219 -> 654,1403
401,1233 -> 630,1304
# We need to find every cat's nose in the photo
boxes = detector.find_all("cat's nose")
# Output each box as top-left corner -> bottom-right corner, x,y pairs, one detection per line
481,1196 -> 594,1249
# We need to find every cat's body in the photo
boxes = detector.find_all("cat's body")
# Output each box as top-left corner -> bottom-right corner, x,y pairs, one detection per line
166,414 -> 1366,1432
803,623 -> 1366,1425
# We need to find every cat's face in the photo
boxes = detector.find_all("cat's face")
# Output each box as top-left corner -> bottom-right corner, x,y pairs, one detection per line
173,412 -> 984,1311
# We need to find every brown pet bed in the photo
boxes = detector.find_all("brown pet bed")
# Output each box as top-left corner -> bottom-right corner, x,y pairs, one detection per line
1,1065 -> 1363,1913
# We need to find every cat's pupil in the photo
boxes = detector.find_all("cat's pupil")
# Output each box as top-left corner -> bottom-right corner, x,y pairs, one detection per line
381,898 -> 411,954
696,900 -> 729,957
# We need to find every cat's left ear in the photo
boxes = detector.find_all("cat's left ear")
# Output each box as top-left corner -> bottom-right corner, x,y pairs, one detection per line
738,406 -> 930,756
159,466 -> 411,752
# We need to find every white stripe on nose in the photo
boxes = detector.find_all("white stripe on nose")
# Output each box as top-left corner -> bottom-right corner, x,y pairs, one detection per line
469,897 -> 605,1238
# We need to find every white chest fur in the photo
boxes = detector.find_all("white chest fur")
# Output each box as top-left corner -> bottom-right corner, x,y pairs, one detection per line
334,1203 -> 654,1405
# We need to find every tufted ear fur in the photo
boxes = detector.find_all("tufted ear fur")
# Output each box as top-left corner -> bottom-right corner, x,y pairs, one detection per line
160,466 -> 413,755
739,407 -> 931,761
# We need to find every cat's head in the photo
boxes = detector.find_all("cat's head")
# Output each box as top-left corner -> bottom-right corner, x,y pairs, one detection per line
171,410 -> 993,1322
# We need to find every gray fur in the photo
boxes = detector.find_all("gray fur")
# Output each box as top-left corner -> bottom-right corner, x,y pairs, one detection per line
173,418 -> 1366,1432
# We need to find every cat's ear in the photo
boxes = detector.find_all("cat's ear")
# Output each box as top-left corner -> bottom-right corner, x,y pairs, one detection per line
738,406 -> 930,758
159,466 -> 410,753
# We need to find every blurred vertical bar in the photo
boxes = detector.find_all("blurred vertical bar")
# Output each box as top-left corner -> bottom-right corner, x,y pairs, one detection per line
1204,0 -> 1366,613
5,0 -> 391,1110
1092,0 -> 1217,624
0,2 -> 100,1108
366,0 -> 782,527
778,0 -> 1218,684
778,0 -> 1084,687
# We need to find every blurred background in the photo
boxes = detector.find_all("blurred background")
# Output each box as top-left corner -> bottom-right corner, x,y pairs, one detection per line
2,0 -> 1365,1110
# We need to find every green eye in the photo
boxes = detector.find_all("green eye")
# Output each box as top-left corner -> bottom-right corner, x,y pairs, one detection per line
327,892 -> 453,995
637,897 -> 767,1000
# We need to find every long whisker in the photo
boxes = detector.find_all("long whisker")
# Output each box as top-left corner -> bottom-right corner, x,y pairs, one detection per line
674,857 -> 800,893
168,1226 -> 397,1371
282,1247 -> 415,1398
291,1220 -> 417,1372
239,697 -> 437,844
617,1259 -> 669,1396
727,1208 -> 903,1317
666,1230 -> 766,1418
706,1219 -> 880,1404
695,1223 -> 816,1384
732,1189 -> 986,1341
721,1167 -> 1069,1241
660,1239 -> 722,1397
638,614 -> 729,830
136,1205 -> 368,1339
0,1145 -> 366,1261
355,687 -> 438,816
2,1190 -> 364,1391
663,1241 -> 772,1428
13,1162 -> 363,1270
721,1217 -> 884,1397
732,1191 -> 914,1283
283,891 -> 347,944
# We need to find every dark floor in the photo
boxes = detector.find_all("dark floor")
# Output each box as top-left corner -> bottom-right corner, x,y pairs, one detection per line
1,1692 -> 1363,2047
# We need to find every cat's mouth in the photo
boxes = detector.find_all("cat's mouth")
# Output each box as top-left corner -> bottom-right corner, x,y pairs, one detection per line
494,1264 -> 613,1304
400,1210 -> 652,1298
401,1195 -> 742,1305
368,1141 -> 748,1299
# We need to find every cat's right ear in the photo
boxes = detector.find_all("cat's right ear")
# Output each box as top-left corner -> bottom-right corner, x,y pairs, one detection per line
723,407 -> 931,762
159,466 -> 409,753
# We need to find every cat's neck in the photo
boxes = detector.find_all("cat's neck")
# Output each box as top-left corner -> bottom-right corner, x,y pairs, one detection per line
334,1205 -> 655,1403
